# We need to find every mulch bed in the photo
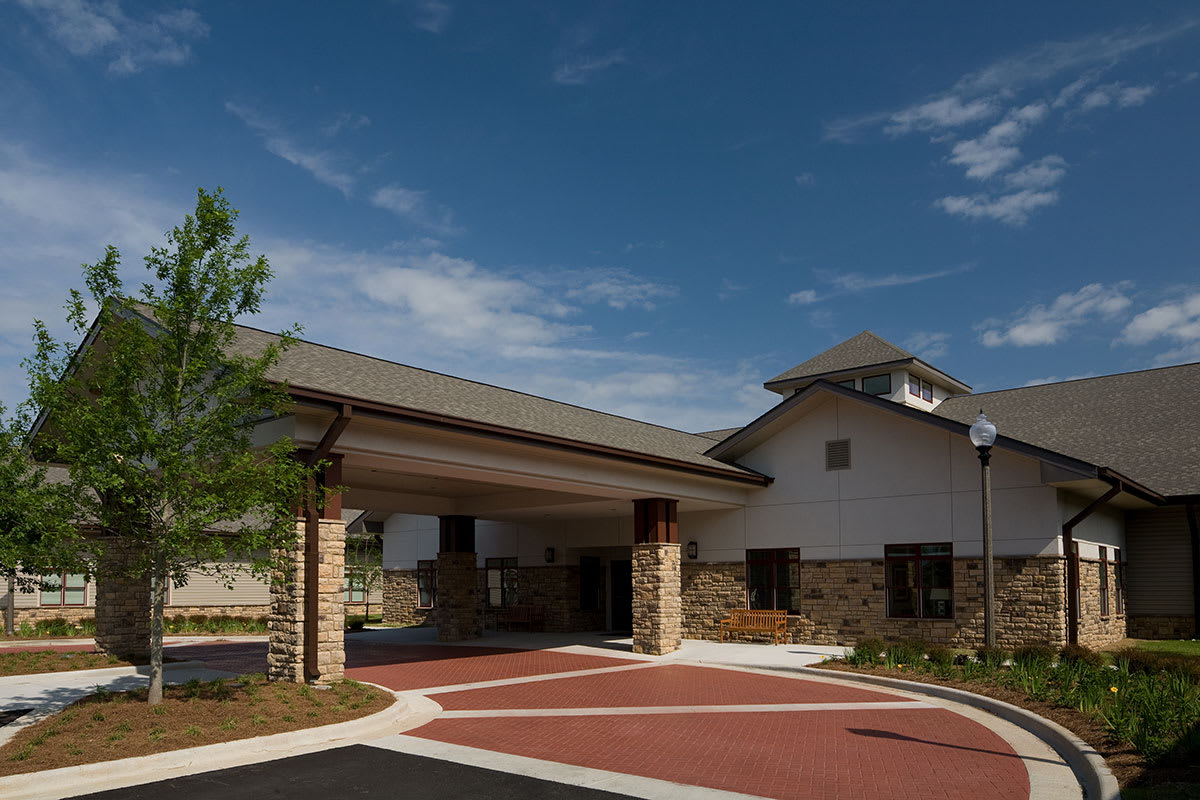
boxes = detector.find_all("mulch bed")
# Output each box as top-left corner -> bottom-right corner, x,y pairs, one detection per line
815,662 -> 1200,791
0,650 -> 133,676
0,675 -> 394,775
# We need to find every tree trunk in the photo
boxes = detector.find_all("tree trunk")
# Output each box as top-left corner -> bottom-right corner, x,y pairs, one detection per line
5,571 -> 14,636
148,549 -> 167,705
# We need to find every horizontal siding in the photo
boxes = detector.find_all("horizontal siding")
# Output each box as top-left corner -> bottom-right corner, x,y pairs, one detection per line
171,570 -> 269,606
1126,507 -> 1195,616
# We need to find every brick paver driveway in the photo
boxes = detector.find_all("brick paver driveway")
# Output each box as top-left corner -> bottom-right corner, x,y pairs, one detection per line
171,637 -> 1035,799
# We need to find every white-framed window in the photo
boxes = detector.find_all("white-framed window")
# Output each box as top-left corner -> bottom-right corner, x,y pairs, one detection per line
41,573 -> 87,607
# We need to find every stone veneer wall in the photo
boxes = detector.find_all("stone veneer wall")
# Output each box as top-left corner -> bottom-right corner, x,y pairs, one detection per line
382,569 -> 434,627
1127,615 -> 1195,639
632,542 -> 681,655
681,556 -> 1070,648
1075,558 -> 1128,648
436,551 -> 482,641
268,518 -> 346,683
514,565 -> 606,632
93,540 -> 151,661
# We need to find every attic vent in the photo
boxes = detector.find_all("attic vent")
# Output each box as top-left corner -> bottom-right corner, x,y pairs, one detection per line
826,439 -> 851,471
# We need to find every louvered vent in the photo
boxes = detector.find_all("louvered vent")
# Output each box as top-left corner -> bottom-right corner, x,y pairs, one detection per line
825,439 -> 851,471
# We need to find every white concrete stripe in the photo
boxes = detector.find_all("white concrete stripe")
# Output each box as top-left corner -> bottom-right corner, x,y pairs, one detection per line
438,700 -> 935,718
415,660 -> 662,695
368,733 -> 770,800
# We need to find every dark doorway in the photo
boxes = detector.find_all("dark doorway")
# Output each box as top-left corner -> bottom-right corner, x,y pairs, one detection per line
610,559 -> 633,632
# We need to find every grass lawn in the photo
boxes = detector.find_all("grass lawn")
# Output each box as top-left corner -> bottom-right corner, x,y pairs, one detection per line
0,674 -> 394,775
0,650 -> 131,677
1127,639 -> 1200,659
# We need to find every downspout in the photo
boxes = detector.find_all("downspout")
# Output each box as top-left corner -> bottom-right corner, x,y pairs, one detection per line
1187,503 -> 1200,639
1061,483 -> 1121,645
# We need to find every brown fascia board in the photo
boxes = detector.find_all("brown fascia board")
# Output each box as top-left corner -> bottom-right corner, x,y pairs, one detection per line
283,384 -> 773,488
1096,467 -> 1166,505
763,358 -> 972,394
707,379 -> 1103,479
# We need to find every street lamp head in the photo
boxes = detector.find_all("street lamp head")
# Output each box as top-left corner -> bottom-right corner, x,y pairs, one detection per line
969,410 -> 997,450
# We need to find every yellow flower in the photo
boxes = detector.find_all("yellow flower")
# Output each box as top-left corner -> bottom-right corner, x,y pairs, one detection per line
897,664 -> 905,668
1110,686 -> 1118,693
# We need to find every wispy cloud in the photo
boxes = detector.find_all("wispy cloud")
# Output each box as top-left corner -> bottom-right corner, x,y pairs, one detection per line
225,102 -> 355,196
370,184 -> 459,235
1079,82 -> 1157,112
562,268 -> 678,311
823,265 -> 972,292
935,189 -> 1060,226
1119,292 -> 1200,365
947,103 -> 1048,180
787,290 -> 819,306
15,0 -> 209,75
553,50 -> 626,85
322,112 -> 371,138
904,331 -> 950,360
1004,155 -> 1068,190
793,172 -> 815,186
980,282 -> 1133,347
884,96 -> 1000,136
404,1 -> 452,33
1023,372 -> 1100,387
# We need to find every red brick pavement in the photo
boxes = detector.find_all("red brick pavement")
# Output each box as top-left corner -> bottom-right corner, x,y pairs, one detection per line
412,706 -> 1031,800
168,641 -> 269,674
433,663 -> 899,710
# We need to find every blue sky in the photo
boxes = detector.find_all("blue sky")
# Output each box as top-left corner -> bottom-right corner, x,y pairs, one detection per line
2,2 -> 1198,432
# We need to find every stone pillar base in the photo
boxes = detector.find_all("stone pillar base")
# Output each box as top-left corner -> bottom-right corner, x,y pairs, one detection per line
313,518 -> 346,682
632,542 -> 682,655
94,540 -> 151,661
436,551 -> 481,641
268,525 -> 306,683
268,518 -> 346,683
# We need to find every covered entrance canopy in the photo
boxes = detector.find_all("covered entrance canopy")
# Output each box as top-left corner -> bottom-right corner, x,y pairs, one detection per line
238,326 -> 770,682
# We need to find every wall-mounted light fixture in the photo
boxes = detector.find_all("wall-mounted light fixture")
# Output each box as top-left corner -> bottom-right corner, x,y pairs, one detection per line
686,541 -> 698,559
544,547 -> 555,564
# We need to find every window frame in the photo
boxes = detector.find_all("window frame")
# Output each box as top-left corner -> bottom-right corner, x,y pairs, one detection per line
343,573 -> 367,604
416,559 -> 437,609
884,543 -> 954,619
862,373 -> 892,396
1099,547 -> 1110,617
908,376 -> 934,402
40,572 -> 87,607
485,556 -> 519,609
745,548 -> 801,614
1113,548 -> 1124,615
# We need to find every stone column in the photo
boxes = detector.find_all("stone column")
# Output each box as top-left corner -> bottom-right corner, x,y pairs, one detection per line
93,539 -> 151,661
435,515 -> 481,641
268,516 -> 346,683
632,498 -> 682,655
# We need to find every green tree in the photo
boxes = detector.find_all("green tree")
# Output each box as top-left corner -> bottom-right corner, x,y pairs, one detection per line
345,533 -> 383,623
24,187 -> 315,703
0,404 -> 86,635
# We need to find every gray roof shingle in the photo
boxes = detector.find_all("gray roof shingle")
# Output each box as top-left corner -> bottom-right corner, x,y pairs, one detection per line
934,363 -> 1200,497
766,331 -> 912,385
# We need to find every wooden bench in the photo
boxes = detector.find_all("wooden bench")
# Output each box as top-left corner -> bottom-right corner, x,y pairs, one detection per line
497,605 -> 545,632
718,609 -> 788,645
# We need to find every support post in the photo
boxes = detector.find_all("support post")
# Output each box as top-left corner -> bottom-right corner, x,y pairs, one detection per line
632,498 -> 681,656
93,539 -> 151,662
1188,503 -> 1200,639
436,515 -> 481,641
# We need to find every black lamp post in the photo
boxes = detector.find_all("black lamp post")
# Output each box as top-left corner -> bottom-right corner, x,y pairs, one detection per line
969,411 -> 998,648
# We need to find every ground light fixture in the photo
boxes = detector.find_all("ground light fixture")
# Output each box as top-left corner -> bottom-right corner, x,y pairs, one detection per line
969,411 -> 998,648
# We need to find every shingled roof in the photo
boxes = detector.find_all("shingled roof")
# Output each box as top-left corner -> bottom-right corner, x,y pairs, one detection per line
764,331 -> 970,391
224,324 -> 761,479
934,363 -> 1200,498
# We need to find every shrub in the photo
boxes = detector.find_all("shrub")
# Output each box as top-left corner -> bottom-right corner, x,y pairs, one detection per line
975,646 -> 1010,671
34,617 -> 77,637
847,638 -> 884,667
1058,643 -> 1104,668
1012,644 -> 1056,669
884,639 -> 926,669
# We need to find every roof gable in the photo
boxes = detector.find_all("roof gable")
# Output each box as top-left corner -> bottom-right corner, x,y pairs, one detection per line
766,331 -> 911,385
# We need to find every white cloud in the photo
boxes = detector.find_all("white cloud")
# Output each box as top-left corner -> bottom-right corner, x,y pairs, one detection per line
935,189 -> 1059,226
563,269 -> 677,311
1023,373 -> 1099,387
948,102 -> 1048,180
225,102 -> 355,196
980,283 -> 1133,347
1079,82 -> 1157,112
884,96 -> 1000,136
1004,155 -> 1068,190
904,331 -> 950,360
793,173 -> 815,186
1120,293 -> 1200,347
787,290 -> 818,306
553,50 -> 626,85
15,0 -> 209,74
370,184 -> 460,236
824,265 -> 972,292
322,112 -> 371,138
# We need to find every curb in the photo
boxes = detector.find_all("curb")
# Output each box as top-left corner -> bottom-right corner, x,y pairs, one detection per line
0,660 -> 208,688
787,666 -> 1121,800
0,683 -> 433,800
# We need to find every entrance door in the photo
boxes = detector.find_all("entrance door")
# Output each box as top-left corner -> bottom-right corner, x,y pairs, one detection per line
610,559 -> 633,632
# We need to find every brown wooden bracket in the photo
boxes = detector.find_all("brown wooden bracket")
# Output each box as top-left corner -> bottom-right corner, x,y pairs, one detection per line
307,404 -> 352,467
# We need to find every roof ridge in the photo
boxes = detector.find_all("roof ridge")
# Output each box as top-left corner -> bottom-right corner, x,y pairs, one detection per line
230,319 -> 719,443
950,360 -> 1200,398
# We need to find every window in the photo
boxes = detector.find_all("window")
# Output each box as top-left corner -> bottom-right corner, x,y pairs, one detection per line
41,573 -> 87,607
1099,547 -> 1110,617
908,376 -> 933,402
746,549 -> 801,614
417,559 -> 436,608
885,544 -> 952,618
486,557 -> 518,609
835,379 -> 855,389
862,373 -> 891,396
343,574 -> 366,604
1113,548 -> 1124,615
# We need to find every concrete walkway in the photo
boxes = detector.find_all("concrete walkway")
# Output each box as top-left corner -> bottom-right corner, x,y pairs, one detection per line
0,631 -> 1096,799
